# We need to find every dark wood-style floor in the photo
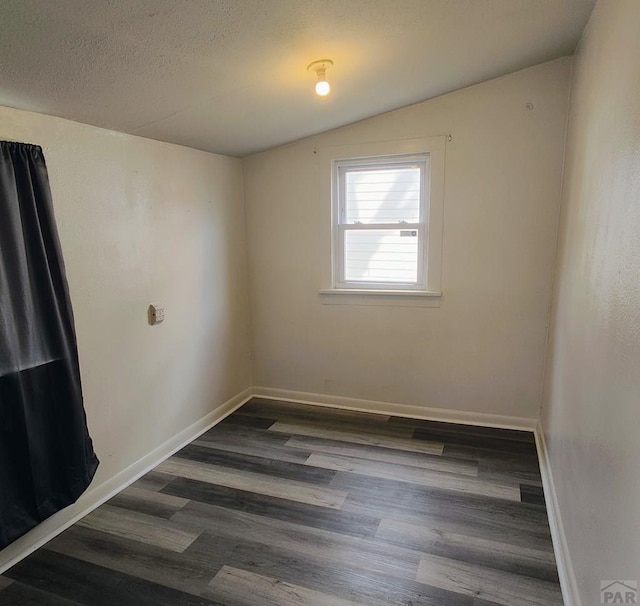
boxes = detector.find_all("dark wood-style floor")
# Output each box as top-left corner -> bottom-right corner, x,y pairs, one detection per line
0,398 -> 563,605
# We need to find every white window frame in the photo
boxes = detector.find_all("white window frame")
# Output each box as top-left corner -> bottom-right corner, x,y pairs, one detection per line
319,136 -> 445,304
334,154 -> 428,291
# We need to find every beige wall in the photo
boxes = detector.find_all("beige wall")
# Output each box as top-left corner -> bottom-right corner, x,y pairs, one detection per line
0,105 -> 252,554
541,0 -> 640,602
243,59 -> 571,421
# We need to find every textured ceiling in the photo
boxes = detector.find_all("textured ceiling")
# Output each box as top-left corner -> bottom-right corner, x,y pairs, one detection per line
0,0 -> 595,157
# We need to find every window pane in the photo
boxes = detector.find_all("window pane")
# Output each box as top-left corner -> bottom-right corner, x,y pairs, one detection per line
345,166 -> 420,224
344,229 -> 418,283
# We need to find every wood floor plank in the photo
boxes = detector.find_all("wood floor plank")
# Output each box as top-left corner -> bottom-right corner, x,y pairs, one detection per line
270,421 -> 445,455
157,456 -> 348,509
331,469 -> 552,528
77,504 -> 199,553
414,428 -> 538,456
196,423 -> 307,460
312,453 -> 521,501
243,398 -> 392,425
106,485 -> 189,519
188,533 -> 473,606
4,550 -> 225,606
129,470 -> 176,492
334,475 -> 555,552
176,443 -> 335,485
162,476 -> 380,538
196,423 -> 306,460
218,414 -> 277,429
172,500 -> 421,581
449,448 -> 543,486
0,581 -> 85,606
476,465 -> 542,486
205,566 -> 365,606
191,437 -> 311,465
343,498 -> 555,554
44,524 -> 220,597
200,422 -> 293,447
446,445 -> 542,475
268,416 -> 436,441
285,435 -> 478,475
416,554 -> 564,606
520,484 -> 546,506
375,518 -> 558,582
387,417 -> 536,444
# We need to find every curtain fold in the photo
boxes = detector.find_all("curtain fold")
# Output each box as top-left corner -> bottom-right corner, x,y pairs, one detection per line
0,141 -> 99,549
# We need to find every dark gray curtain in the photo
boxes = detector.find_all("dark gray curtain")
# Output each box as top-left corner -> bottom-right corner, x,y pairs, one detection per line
0,141 -> 99,549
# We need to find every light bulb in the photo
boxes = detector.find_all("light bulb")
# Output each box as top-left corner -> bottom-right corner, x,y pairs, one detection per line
315,80 -> 330,96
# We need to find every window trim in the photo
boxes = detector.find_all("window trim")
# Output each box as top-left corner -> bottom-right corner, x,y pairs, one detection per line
319,136 -> 446,303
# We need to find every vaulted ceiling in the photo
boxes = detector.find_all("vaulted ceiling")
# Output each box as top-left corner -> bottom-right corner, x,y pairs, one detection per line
0,0 -> 595,157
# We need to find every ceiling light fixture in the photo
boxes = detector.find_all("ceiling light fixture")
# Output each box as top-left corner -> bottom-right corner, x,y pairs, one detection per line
307,59 -> 333,97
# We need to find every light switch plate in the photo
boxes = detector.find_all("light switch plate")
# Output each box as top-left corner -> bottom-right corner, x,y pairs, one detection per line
148,303 -> 165,325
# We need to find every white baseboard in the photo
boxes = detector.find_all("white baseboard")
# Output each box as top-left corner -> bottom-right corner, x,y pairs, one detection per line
534,421 -> 580,606
252,386 -> 537,431
0,387 -> 253,575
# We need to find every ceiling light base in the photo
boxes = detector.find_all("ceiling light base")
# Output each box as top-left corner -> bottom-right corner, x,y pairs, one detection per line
307,59 -> 334,73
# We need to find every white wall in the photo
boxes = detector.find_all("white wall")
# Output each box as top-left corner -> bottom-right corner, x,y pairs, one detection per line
243,59 -> 571,422
0,106 -> 252,565
541,1 -> 640,603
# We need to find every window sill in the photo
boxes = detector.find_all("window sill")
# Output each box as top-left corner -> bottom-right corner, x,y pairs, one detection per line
318,289 -> 442,307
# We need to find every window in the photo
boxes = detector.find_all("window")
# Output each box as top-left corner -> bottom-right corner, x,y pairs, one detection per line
321,136 -> 445,301
335,155 -> 428,290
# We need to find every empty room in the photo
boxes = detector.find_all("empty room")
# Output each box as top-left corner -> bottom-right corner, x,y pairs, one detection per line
0,1 -> 638,605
